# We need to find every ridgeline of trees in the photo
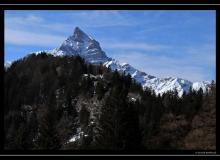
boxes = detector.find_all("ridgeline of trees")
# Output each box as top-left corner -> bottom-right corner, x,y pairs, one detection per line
4,53 -> 216,150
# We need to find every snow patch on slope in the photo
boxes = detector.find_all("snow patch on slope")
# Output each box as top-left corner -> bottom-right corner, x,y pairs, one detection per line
4,61 -> 12,69
192,81 -> 210,92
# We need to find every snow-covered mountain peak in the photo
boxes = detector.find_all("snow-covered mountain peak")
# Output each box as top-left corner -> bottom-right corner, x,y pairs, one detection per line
52,27 -> 109,64
27,27 -> 211,97
73,27 -> 93,42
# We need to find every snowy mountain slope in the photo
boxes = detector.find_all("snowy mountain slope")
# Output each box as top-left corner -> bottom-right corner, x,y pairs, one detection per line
192,81 -> 210,93
4,61 -> 12,69
8,26 -> 210,96
103,59 -> 201,97
52,27 -> 110,64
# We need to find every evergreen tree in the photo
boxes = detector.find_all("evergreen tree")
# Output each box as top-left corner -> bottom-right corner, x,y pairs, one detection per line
37,92 -> 61,149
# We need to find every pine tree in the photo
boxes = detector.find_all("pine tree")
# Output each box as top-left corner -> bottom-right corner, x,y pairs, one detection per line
96,80 -> 105,100
37,92 -> 61,149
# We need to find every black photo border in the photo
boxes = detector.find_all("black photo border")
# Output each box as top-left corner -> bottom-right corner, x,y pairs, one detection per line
0,4 -> 219,156
0,0 -> 219,5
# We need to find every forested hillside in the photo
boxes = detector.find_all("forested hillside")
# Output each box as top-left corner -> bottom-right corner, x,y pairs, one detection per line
4,53 -> 216,150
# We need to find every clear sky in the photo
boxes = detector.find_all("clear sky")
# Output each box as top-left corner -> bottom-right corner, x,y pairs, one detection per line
4,10 -> 216,82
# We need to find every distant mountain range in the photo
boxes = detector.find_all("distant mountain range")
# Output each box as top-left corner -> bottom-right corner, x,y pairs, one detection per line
5,27 -> 211,96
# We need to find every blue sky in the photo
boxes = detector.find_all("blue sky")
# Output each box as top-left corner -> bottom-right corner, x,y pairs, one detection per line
4,10 -> 216,82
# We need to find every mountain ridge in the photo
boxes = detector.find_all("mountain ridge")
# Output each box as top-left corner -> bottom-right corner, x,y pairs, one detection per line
5,27 -> 211,96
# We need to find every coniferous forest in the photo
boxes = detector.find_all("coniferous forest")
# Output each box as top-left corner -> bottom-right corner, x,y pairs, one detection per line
4,53 -> 216,150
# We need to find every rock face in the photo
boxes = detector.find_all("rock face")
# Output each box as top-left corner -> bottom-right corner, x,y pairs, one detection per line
16,26 -> 211,96
52,27 -> 110,64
